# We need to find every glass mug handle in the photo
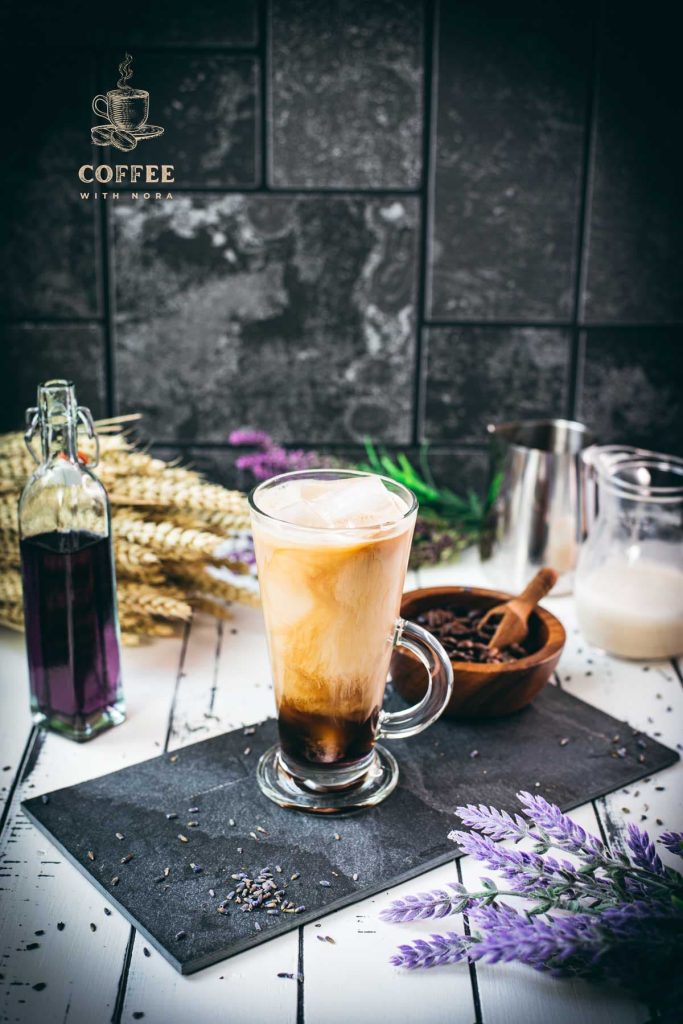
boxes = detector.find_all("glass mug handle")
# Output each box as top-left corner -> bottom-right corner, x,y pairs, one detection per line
92,95 -> 109,118
378,618 -> 453,740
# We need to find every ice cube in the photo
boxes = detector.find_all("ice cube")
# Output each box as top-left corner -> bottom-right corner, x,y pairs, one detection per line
257,480 -> 302,515
310,475 -> 407,528
275,499 -> 329,529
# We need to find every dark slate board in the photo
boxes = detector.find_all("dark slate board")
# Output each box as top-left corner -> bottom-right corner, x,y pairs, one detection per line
23,685 -> 678,974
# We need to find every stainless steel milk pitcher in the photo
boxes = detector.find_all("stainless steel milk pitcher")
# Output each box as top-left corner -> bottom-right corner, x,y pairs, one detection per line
479,419 -> 594,595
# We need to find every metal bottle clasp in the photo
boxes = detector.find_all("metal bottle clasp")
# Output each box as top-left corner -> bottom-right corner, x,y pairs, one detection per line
23,404 -> 100,467
24,407 -> 40,465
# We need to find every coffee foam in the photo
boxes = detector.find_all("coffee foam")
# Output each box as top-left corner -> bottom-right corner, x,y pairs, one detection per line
256,475 -> 409,530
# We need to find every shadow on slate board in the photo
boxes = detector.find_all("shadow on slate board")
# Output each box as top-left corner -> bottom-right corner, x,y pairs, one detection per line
23,685 -> 678,974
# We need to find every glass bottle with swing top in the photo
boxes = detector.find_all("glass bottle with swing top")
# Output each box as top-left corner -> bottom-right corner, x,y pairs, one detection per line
19,380 -> 125,740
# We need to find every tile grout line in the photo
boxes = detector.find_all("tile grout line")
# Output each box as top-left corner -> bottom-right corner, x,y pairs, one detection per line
92,19 -> 116,415
83,185 -> 424,197
99,199 -> 117,418
411,0 -> 437,446
567,1 -> 601,420
258,0 -> 268,188
3,316 -> 680,329
19,44 -> 263,56
147,439 -> 492,452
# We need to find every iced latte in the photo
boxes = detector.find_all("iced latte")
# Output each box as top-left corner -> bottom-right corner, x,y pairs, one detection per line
251,473 -> 415,775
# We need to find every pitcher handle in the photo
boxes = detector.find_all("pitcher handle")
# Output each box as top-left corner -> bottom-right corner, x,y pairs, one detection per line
378,618 -> 453,740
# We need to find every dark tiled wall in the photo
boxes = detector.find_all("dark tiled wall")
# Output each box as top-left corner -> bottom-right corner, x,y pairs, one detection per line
2,0 -> 681,495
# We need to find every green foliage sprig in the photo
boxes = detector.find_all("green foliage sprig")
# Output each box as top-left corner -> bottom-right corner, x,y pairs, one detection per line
359,441 -> 502,536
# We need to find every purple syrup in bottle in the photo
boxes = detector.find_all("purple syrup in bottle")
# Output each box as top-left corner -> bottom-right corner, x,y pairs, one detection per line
20,530 -> 122,727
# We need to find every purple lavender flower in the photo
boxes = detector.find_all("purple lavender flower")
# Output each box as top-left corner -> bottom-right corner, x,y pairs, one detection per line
659,831 -> 683,857
230,540 -> 257,568
468,903 -> 600,969
599,898 -> 681,927
389,932 -> 470,970
228,429 -> 273,447
380,884 -> 471,923
382,791 -> 683,1014
229,427 -> 320,482
517,791 -> 605,857
448,830 -> 553,893
454,803 -> 531,843
626,823 -> 665,875
234,445 -> 318,482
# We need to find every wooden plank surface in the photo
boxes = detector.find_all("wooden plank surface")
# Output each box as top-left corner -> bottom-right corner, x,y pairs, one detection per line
0,553 -> 680,1024
119,610 -> 300,1024
0,633 -> 184,1024
302,861 -> 475,1024
547,598 -> 683,872
0,630 -> 33,820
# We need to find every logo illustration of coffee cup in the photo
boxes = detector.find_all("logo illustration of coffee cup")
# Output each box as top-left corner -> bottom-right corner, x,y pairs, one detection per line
91,54 -> 163,152
93,89 -> 149,131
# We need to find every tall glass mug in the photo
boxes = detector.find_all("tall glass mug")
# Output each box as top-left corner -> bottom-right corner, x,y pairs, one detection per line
249,469 -> 453,812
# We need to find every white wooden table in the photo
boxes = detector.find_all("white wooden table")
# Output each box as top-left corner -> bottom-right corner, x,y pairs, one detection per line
1,551 -> 681,1024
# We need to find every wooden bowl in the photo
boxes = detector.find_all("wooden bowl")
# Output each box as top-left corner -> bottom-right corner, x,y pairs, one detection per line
391,586 -> 566,718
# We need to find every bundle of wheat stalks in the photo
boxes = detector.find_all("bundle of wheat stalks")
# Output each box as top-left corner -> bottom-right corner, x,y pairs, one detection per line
0,416 -> 259,644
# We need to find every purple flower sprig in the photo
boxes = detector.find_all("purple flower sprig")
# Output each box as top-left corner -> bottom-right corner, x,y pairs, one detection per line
659,830 -> 683,857
382,793 -> 683,1015
450,793 -> 679,900
229,429 -> 319,482
380,883 -> 479,923
391,932 -> 470,969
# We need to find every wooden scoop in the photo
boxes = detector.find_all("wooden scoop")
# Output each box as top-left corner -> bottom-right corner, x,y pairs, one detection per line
479,568 -> 558,650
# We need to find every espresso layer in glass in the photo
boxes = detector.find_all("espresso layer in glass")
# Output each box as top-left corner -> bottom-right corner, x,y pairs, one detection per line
252,476 -> 414,772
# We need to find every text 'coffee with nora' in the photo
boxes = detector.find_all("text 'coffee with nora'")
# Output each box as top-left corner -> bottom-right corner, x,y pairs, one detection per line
81,53 -> 174,201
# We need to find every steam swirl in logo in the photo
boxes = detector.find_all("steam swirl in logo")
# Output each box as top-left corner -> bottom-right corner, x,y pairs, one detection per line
117,53 -> 134,92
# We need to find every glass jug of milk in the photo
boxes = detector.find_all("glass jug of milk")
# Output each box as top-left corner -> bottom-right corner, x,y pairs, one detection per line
575,453 -> 683,659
